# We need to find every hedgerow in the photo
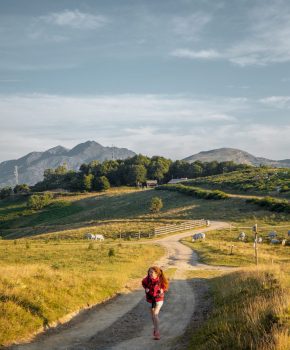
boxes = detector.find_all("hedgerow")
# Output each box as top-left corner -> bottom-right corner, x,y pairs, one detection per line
246,196 -> 290,213
155,184 -> 229,200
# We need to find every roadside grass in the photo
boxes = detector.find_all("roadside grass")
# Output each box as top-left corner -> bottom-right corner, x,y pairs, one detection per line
182,227 -> 290,267
0,239 -> 163,346
187,266 -> 290,350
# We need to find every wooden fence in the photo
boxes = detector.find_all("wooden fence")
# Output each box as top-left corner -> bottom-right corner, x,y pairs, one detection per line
154,219 -> 207,236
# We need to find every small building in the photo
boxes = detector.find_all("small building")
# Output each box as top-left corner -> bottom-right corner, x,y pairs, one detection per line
168,178 -> 188,184
146,180 -> 158,188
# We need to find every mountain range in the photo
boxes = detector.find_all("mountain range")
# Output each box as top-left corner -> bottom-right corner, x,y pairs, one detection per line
0,141 -> 135,187
0,144 -> 289,187
182,148 -> 290,167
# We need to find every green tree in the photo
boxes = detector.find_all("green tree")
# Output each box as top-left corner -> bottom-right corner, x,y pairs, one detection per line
0,187 -> 13,199
13,184 -> 30,194
93,176 -> 110,191
126,164 -> 147,186
148,156 -> 171,183
150,197 -> 163,213
83,174 -> 94,191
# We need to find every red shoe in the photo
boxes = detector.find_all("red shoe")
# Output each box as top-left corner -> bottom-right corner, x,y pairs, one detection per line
154,331 -> 160,340
153,329 -> 156,337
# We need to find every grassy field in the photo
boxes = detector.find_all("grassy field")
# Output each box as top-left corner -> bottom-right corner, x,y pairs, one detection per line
2,186 -> 290,240
187,266 -> 289,350
0,239 -> 163,346
182,227 -> 290,267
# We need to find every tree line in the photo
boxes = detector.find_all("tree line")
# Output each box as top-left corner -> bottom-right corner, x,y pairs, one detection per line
0,155 -> 250,197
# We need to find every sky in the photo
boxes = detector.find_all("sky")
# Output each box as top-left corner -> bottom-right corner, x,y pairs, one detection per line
0,0 -> 290,162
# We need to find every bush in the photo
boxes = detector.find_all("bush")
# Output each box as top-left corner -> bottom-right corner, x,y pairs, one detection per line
108,248 -> 115,257
27,192 -> 53,210
150,197 -> 163,213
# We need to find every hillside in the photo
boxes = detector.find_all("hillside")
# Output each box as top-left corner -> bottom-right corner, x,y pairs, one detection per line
0,141 -> 136,187
183,147 -> 290,167
184,167 -> 290,198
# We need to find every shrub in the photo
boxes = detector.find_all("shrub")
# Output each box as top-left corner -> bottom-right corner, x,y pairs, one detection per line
27,192 -> 53,210
150,197 -> 163,212
108,248 -> 115,257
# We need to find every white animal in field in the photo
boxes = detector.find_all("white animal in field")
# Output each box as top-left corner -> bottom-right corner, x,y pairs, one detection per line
238,232 -> 246,241
84,233 -> 104,241
84,233 -> 95,240
94,234 -> 104,241
192,232 -> 206,241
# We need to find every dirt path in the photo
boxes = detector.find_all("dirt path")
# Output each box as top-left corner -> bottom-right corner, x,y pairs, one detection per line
10,221 -> 230,350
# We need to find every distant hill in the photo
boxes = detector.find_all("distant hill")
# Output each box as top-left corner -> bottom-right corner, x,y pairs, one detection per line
0,141 -> 136,187
183,148 -> 290,168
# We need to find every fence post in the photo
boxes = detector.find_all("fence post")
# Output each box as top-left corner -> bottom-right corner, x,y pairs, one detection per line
253,223 -> 258,266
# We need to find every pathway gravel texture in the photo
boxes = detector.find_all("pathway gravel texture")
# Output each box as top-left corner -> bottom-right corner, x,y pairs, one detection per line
9,221 -> 229,350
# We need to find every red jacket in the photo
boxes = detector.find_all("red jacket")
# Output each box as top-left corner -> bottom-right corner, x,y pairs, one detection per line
142,275 -> 168,303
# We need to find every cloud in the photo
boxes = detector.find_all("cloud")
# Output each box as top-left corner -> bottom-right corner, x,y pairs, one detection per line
40,10 -> 108,30
171,1 -> 290,66
172,12 -> 212,40
259,96 -> 290,109
0,93 -> 246,161
0,93 -> 289,162
171,48 -> 221,60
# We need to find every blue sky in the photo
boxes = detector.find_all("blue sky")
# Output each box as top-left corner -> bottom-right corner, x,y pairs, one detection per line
0,0 -> 290,162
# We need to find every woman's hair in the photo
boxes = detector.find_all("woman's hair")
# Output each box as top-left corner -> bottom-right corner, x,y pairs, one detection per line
148,266 -> 169,290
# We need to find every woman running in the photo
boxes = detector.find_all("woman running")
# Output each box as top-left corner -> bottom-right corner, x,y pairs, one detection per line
142,266 -> 169,340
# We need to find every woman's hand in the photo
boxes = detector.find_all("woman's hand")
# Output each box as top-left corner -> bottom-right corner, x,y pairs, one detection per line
145,288 -> 149,293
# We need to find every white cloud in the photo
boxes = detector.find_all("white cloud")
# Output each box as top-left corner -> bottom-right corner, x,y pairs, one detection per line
0,93 -> 245,161
0,93 -> 289,162
259,96 -> 290,109
171,1 -> 290,66
171,48 -> 221,59
40,10 -> 108,30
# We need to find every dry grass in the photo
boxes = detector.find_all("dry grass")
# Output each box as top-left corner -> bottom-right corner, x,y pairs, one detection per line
0,240 -> 163,346
188,266 -> 290,350
182,227 -> 290,268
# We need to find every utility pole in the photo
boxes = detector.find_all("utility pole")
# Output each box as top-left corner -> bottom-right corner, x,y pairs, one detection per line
14,166 -> 19,185
253,223 -> 258,265
112,145 -> 115,160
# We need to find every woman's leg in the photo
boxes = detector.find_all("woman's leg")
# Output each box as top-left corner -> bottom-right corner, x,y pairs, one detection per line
151,302 -> 163,336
